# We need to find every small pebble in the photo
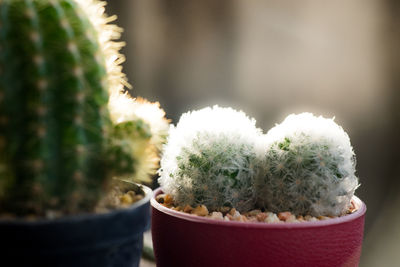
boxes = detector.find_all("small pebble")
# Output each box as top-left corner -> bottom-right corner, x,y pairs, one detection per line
247,216 -> 258,223
133,194 -> 143,203
191,205 -> 208,216
228,208 -> 237,216
296,215 -> 305,222
256,212 -> 268,222
209,211 -> 224,220
127,191 -> 136,198
278,211 -> 293,221
120,194 -> 133,205
164,194 -> 174,205
247,209 -> 262,216
183,205 -> 193,213
305,215 -> 318,222
265,212 -> 280,223
283,213 -> 298,223
232,210 -> 241,221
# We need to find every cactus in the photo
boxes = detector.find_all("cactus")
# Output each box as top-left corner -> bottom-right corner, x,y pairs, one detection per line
0,0 -> 167,216
108,93 -> 169,183
159,106 -> 264,212
258,113 -> 359,216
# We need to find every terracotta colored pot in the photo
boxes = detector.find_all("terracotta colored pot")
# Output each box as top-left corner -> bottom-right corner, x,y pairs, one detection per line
151,187 -> 366,267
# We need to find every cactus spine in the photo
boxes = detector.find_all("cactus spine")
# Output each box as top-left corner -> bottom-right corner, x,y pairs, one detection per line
0,0 -> 167,216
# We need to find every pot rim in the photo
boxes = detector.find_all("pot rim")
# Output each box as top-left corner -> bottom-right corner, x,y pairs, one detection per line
151,187 -> 366,229
0,184 -> 153,225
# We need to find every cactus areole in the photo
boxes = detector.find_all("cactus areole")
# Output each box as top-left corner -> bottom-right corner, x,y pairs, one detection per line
0,0 -> 144,216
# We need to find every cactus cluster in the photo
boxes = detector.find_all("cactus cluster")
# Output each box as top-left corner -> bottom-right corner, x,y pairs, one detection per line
259,113 -> 359,216
159,106 -> 264,212
0,0 -> 168,216
160,108 -> 359,217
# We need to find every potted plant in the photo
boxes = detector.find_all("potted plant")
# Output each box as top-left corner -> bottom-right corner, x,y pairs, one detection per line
151,106 -> 366,267
0,0 -> 168,266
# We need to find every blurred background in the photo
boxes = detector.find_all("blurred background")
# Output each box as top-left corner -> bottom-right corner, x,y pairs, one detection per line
106,1 -> 400,266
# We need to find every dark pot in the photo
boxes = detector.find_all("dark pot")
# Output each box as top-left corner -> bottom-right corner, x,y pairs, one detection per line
0,184 -> 152,267
151,187 -> 366,267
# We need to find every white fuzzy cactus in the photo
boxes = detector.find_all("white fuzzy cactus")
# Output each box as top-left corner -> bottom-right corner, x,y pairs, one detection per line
158,106 -> 265,212
258,113 -> 359,216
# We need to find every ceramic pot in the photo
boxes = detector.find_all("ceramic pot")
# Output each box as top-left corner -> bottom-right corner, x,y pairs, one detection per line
0,184 -> 152,267
151,187 -> 366,267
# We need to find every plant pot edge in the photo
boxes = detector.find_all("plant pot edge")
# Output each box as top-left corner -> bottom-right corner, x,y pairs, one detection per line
0,183 -> 153,226
151,187 -> 366,229
0,184 -> 153,267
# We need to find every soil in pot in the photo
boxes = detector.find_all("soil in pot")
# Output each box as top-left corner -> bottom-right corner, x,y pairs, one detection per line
155,193 -> 358,224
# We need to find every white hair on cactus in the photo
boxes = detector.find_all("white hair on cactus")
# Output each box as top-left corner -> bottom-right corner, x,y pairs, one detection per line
75,0 -> 130,95
259,112 -> 359,216
108,92 -> 169,147
266,113 -> 353,156
159,105 -> 265,212
108,92 -> 169,182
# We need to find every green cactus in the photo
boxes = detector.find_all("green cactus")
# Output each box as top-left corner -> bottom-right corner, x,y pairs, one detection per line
108,94 -> 170,184
159,106 -> 264,212
258,113 -> 359,217
0,0 -> 167,216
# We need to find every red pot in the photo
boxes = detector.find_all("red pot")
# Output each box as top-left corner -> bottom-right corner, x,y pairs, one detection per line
151,188 -> 366,267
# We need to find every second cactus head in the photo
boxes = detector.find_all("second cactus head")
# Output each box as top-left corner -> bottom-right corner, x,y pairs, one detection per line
258,113 -> 359,216
159,106 -> 264,212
